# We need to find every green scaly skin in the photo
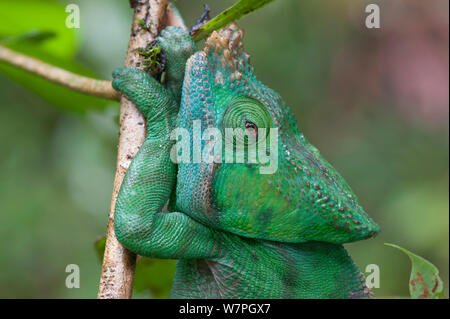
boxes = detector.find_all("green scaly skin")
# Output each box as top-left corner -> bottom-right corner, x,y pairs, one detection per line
112,23 -> 380,298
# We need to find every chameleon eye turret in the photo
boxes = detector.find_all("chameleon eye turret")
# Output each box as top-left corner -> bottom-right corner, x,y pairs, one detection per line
221,96 -> 272,146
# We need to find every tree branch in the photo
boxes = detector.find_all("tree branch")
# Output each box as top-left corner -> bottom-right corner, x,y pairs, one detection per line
0,45 -> 120,101
97,0 -> 169,299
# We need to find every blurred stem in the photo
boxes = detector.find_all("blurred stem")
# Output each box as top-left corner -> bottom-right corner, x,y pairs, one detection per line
0,45 -> 120,101
98,0 -> 172,299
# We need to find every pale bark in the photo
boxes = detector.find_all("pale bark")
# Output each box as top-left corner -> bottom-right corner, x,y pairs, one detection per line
97,0 -> 169,299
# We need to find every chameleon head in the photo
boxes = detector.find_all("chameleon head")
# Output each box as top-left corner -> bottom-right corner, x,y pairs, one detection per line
175,24 -> 380,244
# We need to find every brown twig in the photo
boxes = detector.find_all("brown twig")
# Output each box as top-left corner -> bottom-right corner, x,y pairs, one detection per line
97,0 -> 170,299
0,45 -> 120,101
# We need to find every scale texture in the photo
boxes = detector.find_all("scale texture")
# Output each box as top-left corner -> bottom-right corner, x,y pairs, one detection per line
112,24 -> 379,298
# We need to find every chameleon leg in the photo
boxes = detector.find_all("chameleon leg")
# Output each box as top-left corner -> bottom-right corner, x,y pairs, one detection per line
112,68 -> 222,259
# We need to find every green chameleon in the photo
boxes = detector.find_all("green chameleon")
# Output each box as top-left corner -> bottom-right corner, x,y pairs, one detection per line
112,22 -> 380,298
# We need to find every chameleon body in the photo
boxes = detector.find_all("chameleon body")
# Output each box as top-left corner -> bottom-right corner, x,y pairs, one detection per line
112,23 -> 380,298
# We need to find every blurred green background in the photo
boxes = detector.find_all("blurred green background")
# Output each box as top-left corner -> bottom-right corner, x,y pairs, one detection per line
0,0 -> 448,298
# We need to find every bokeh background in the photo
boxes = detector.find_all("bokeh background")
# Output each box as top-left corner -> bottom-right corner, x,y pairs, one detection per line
0,0 -> 448,298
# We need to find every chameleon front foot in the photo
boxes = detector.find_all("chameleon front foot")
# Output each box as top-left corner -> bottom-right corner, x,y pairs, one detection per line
111,67 -> 149,102
112,66 -> 177,122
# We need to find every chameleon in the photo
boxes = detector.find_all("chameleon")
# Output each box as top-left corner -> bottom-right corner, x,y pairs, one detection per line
111,21 -> 380,298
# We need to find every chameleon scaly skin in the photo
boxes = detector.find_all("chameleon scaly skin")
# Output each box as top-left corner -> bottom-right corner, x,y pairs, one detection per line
112,24 -> 380,298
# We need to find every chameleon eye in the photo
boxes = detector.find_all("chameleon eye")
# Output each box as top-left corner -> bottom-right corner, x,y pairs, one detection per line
244,120 -> 258,136
222,96 -> 273,147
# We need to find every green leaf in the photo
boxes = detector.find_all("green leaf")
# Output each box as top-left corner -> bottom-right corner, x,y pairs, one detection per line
94,236 -> 107,263
0,0 -> 112,112
191,0 -> 276,42
385,243 -> 444,299
134,257 -> 176,299
94,236 -> 176,299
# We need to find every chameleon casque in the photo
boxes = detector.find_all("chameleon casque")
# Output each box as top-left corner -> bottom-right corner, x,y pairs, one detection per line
112,19 -> 380,298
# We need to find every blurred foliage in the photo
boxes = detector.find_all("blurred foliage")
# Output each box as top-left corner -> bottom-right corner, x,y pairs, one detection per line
133,258 -> 176,298
0,0 -> 448,298
0,0 -> 112,112
386,244 -> 444,299
93,236 -> 106,262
